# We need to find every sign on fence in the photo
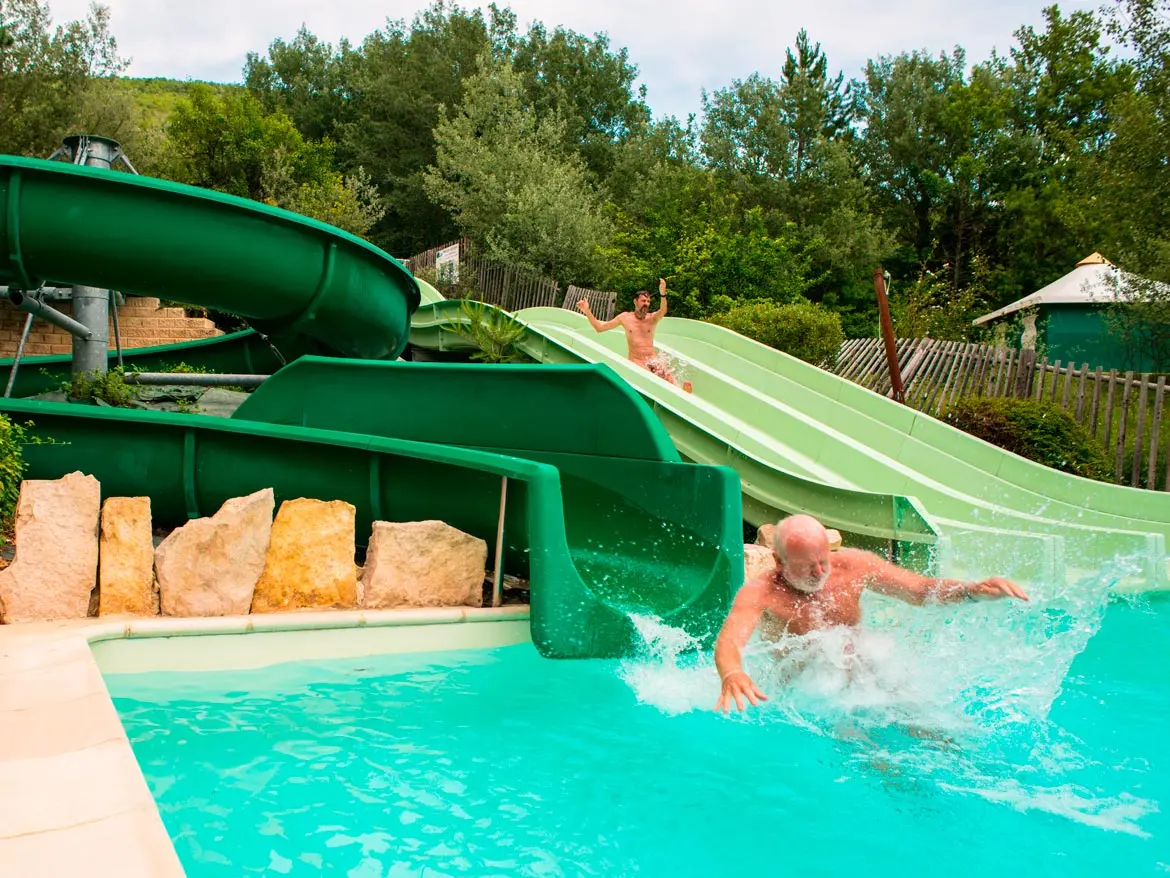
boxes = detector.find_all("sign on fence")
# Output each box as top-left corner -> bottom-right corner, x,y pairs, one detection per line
435,243 -> 460,284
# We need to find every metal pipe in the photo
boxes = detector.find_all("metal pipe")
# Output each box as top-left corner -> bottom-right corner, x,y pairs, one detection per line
492,477 -> 508,608
62,135 -> 122,376
108,289 -> 123,369
71,285 -> 110,375
8,290 -> 93,340
123,372 -> 270,388
4,312 -> 35,399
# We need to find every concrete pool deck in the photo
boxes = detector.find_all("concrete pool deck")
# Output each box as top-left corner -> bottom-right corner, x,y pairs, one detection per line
0,606 -> 531,877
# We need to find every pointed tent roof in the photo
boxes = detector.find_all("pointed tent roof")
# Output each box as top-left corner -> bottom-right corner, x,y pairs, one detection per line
972,253 -> 1133,326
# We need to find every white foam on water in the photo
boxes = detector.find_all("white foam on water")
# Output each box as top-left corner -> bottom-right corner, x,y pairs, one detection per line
617,562 -> 1158,837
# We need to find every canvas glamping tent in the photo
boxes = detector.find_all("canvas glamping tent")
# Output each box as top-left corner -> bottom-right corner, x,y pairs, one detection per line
973,253 -> 1167,372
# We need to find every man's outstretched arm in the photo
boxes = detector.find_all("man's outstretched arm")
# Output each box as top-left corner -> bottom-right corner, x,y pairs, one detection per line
857,551 -> 1030,605
713,583 -> 769,713
576,299 -> 621,332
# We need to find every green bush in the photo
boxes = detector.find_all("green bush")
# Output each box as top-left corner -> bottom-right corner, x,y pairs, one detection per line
0,416 -> 43,547
943,397 -> 1113,481
709,300 -> 845,367
62,368 -> 136,407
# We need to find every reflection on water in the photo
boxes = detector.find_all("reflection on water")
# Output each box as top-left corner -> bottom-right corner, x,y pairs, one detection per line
619,563 -> 1165,839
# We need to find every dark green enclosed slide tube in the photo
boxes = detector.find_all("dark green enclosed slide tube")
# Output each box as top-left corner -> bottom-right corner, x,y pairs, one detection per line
0,156 -> 420,360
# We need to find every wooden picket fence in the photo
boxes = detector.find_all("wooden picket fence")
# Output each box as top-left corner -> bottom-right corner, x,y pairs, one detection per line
835,338 -> 1170,490
407,239 -> 617,318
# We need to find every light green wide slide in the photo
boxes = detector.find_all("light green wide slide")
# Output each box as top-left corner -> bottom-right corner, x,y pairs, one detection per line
410,284 -> 1170,593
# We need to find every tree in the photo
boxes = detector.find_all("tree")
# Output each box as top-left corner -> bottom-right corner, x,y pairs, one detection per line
511,22 -> 651,178
159,85 -> 382,237
0,0 -> 126,156
779,29 -> 854,177
423,54 -> 611,282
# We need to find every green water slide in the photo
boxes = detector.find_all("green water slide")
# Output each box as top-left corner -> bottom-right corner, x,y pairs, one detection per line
0,155 -> 746,658
0,155 -> 420,360
0,396 -> 738,658
410,294 -> 1169,591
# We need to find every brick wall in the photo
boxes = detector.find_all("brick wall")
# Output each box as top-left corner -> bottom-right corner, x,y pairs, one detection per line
0,296 -> 223,358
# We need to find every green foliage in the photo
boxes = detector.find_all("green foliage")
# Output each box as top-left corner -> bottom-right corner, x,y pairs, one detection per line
887,260 -> 990,340
444,300 -> 528,363
63,368 -> 135,407
0,0 -> 126,156
0,416 -> 30,544
709,300 -> 845,366
943,397 -> 1112,481
0,416 -> 59,545
423,54 -> 611,282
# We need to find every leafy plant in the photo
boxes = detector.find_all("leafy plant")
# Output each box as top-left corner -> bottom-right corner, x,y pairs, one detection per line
943,397 -> 1112,481
62,367 -> 136,407
709,300 -> 845,367
444,299 -> 529,363
0,416 -> 57,549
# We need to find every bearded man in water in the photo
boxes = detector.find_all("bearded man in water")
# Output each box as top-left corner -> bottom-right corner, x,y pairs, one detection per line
577,278 -> 693,392
714,514 -> 1030,713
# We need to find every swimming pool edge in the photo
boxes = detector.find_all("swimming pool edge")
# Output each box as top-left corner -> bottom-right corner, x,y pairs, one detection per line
0,607 -> 532,877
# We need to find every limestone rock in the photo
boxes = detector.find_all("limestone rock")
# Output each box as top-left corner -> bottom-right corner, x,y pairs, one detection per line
99,497 -> 156,616
251,499 -> 357,612
755,523 -> 776,549
361,520 -> 487,609
156,488 -> 274,616
0,472 -> 100,622
744,544 -> 776,583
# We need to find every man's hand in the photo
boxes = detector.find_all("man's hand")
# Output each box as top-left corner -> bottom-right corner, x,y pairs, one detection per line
659,277 -> 667,296
715,670 -> 768,713
575,299 -> 592,315
965,577 -> 1030,602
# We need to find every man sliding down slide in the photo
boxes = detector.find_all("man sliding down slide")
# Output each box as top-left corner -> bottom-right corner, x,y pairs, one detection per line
577,278 -> 693,392
713,514 -> 1030,713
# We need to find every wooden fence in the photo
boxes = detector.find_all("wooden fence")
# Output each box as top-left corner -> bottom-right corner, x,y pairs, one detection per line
834,338 -> 1170,490
406,240 -> 616,319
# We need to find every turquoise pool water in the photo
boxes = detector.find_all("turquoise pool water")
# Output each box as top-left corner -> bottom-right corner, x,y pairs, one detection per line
106,592 -> 1169,876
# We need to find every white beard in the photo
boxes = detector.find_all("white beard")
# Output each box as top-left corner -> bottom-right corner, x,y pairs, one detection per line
787,571 -> 829,594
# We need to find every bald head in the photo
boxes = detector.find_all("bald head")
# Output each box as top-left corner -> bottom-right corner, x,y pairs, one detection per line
772,514 -> 832,593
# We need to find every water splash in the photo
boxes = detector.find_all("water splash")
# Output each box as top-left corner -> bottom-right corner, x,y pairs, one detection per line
617,564 -> 1159,837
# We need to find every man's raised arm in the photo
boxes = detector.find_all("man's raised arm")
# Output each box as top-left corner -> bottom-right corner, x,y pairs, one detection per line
653,277 -> 669,318
576,299 -> 621,332
857,550 -> 1030,605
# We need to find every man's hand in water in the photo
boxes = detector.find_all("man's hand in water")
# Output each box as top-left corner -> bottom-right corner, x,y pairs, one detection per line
715,670 -> 768,713
965,577 -> 1030,602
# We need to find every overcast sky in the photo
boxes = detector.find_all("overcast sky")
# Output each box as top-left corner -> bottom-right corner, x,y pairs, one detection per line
50,0 -> 1105,120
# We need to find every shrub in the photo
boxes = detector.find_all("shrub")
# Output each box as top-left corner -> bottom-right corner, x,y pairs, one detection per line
943,397 -> 1113,481
709,300 -> 845,367
443,299 -> 529,363
62,368 -> 136,407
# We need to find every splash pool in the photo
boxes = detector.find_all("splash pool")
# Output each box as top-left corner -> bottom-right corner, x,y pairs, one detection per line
103,593 -> 1169,877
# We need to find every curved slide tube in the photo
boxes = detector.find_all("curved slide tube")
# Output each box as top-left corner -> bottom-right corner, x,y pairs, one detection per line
0,156 -> 420,361
0,396 -> 739,659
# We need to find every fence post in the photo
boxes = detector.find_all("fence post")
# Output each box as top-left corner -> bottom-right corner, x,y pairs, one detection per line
1133,375 -> 1150,488
1116,372 -> 1134,483
1148,377 -> 1165,490
1015,349 -> 1036,398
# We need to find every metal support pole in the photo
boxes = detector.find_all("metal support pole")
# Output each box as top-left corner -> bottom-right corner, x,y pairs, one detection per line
60,135 -> 122,376
108,289 -> 123,370
4,313 -> 35,399
874,267 -> 905,404
492,477 -> 508,607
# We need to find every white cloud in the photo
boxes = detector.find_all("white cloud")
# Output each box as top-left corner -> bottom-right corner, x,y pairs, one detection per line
49,0 -> 1103,119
